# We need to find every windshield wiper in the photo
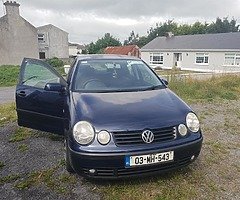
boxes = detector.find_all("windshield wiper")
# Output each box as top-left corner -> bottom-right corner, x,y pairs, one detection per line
77,85 -> 164,93
22,76 -> 38,84
141,85 -> 163,91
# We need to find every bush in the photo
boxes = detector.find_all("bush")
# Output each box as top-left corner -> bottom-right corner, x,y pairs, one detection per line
45,57 -> 64,68
45,57 -> 65,74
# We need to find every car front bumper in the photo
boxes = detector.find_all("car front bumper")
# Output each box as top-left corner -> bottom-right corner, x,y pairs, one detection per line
68,136 -> 203,179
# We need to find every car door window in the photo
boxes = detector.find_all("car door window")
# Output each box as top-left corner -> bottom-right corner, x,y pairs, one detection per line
129,63 -> 160,85
22,61 -> 60,89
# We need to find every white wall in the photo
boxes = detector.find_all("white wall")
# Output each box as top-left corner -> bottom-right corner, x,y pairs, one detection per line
69,46 -> 82,57
0,13 -> 38,65
141,51 -> 240,73
141,52 -> 173,69
38,25 -> 69,59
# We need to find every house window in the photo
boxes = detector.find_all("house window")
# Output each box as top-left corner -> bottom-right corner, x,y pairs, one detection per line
195,53 -> 209,64
224,53 -> 240,66
150,53 -> 163,65
38,34 -> 45,42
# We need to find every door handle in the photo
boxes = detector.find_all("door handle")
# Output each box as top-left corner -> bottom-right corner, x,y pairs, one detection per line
17,91 -> 26,97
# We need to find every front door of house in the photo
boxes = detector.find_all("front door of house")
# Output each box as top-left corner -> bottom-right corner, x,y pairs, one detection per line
173,53 -> 182,68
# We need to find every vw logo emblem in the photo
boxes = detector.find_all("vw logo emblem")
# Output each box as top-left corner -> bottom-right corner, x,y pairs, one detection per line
142,130 -> 154,143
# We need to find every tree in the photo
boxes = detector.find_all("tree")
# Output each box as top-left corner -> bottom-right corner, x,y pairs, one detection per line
125,17 -> 239,48
87,33 -> 122,54
147,20 -> 178,42
81,49 -> 88,54
190,22 -> 208,34
124,31 -> 139,45
207,17 -> 239,33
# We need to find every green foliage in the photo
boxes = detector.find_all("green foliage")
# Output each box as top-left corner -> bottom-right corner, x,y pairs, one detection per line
0,161 -> 5,170
207,17 -> 239,33
45,57 -> 64,68
124,17 -> 239,47
0,103 -> 17,127
45,57 -> 64,74
18,144 -> 29,152
88,33 -> 122,54
0,174 -> 21,185
124,31 -> 149,47
0,65 -> 20,87
81,49 -> 88,54
9,127 -> 33,143
169,75 -> 240,102
15,165 -> 77,194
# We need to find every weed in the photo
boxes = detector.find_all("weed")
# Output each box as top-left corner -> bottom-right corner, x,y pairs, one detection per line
0,103 -> 17,126
32,131 -> 64,142
15,164 -> 77,195
9,127 -> 33,142
206,141 -> 229,154
168,75 -> 240,102
0,161 -> 5,170
0,174 -> 21,185
18,144 -> 29,152
15,168 -> 56,190
58,159 -> 66,167
47,134 -> 64,141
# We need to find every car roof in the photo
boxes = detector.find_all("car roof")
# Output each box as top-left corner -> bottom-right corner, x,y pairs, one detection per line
76,54 -> 141,61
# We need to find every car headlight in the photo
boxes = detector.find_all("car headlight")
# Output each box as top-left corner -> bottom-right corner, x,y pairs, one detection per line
178,124 -> 188,136
97,131 -> 111,145
73,121 -> 95,145
186,113 -> 200,132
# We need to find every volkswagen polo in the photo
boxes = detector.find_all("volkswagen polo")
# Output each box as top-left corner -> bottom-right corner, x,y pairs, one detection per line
16,55 -> 203,179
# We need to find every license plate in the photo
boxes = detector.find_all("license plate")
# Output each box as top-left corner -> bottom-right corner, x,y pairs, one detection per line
125,151 -> 174,167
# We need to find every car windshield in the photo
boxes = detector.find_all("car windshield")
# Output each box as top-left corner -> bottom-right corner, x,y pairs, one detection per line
72,59 -> 164,92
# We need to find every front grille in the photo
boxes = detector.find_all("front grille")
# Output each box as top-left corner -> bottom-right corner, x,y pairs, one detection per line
112,126 -> 176,146
82,156 -> 192,178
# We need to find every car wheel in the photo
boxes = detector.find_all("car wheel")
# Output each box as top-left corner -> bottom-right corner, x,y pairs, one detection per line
65,140 -> 75,173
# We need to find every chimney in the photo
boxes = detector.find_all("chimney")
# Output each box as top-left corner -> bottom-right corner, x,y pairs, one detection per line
4,1 -> 20,16
165,32 -> 174,38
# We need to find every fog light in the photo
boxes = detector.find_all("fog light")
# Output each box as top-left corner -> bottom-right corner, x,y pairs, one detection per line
191,155 -> 195,161
178,124 -> 188,136
97,131 -> 111,145
89,169 -> 96,174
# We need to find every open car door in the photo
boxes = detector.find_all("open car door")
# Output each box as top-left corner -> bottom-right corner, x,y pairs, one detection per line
16,58 -> 68,135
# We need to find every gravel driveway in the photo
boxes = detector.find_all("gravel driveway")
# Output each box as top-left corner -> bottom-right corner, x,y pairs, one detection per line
0,100 -> 239,199
0,123 -> 100,200
0,87 -> 15,104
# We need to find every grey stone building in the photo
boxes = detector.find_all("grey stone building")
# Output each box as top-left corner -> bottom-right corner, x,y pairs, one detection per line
37,24 -> 69,59
0,1 -> 38,65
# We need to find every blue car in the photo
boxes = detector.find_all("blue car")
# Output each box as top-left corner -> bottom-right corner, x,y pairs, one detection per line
16,55 -> 203,179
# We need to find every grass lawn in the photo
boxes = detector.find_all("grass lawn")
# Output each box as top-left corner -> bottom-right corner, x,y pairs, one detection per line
155,69 -> 199,76
169,75 -> 240,102
0,65 -> 20,87
0,63 -> 65,87
0,103 -> 17,126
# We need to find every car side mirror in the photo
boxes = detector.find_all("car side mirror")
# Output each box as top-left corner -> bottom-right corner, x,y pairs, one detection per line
44,83 -> 66,92
162,79 -> 169,86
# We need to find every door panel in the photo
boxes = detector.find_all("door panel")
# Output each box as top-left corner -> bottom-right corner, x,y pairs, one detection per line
16,58 -> 68,135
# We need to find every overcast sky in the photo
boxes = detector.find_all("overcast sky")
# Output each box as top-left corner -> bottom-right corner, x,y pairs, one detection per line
1,0 -> 240,44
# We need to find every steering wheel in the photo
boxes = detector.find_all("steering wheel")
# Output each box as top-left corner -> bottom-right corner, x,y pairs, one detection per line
83,79 -> 106,89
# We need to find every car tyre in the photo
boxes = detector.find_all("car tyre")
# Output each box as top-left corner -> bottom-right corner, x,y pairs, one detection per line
65,140 -> 75,173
